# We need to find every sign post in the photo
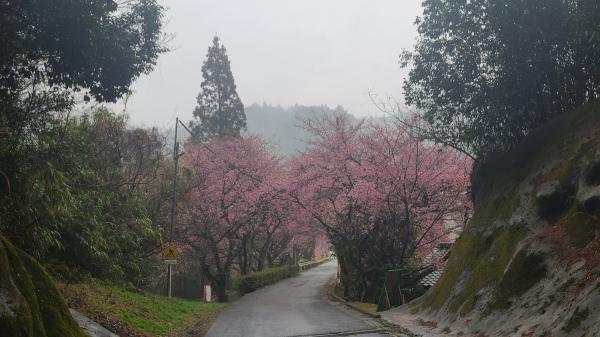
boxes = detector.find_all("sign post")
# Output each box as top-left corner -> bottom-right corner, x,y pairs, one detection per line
162,242 -> 181,297
165,117 -> 193,297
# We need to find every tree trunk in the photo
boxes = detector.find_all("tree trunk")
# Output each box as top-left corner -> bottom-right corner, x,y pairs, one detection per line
214,274 -> 229,302
257,256 -> 265,271
257,236 -> 272,271
239,236 -> 248,275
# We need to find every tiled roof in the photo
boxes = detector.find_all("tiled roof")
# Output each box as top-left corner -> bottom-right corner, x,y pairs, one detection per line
420,269 -> 443,287
422,245 -> 452,267
419,244 -> 453,288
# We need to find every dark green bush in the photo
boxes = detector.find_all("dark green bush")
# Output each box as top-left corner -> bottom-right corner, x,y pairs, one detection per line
236,265 -> 299,294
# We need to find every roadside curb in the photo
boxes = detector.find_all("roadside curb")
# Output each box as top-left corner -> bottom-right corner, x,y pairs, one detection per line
326,281 -> 419,337
326,281 -> 381,319
70,309 -> 119,337
376,317 -> 419,337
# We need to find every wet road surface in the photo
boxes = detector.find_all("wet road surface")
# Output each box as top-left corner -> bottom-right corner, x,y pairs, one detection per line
206,260 -> 391,337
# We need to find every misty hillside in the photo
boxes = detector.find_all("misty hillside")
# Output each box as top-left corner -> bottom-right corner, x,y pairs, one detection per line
244,103 -> 350,156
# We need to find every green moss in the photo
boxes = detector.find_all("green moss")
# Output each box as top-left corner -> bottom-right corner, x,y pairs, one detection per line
417,101 -> 600,318
0,236 -> 40,337
568,99 -> 600,132
0,236 -> 86,337
418,231 -> 481,311
524,101 -> 600,181
557,278 -> 575,294
19,251 -> 85,337
450,226 -> 527,314
490,250 -> 547,311
408,305 -> 420,314
585,161 -> 600,186
563,206 -> 600,248
536,188 -> 573,221
469,194 -> 519,229
583,196 -> 600,214
562,306 -> 589,333
459,295 -> 478,317
418,224 -> 527,314
558,160 -> 576,187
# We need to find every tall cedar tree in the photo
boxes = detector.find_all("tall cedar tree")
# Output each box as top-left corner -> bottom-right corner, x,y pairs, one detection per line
191,36 -> 246,141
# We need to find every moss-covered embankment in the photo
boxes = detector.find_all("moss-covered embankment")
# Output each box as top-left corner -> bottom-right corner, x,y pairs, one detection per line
0,236 -> 87,337
413,100 -> 600,337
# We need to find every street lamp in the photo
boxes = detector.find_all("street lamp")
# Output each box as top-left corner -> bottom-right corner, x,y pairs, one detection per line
165,117 -> 193,297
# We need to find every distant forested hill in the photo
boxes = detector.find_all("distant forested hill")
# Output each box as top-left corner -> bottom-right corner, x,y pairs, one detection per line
245,103 -> 352,156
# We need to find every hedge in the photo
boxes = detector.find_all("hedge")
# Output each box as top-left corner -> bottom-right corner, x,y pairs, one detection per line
235,265 -> 300,294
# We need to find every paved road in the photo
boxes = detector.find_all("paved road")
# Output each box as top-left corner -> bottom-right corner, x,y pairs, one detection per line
206,260 -> 391,337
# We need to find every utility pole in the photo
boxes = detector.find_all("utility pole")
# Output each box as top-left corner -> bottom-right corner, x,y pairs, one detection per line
166,117 -> 193,297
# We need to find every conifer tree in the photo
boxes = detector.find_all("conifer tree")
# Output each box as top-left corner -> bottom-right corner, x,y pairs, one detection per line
191,36 -> 246,141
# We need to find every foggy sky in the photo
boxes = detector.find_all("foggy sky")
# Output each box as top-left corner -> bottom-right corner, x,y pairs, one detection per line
116,0 -> 423,128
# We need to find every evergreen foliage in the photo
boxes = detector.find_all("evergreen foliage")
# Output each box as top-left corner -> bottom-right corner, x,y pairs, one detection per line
191,36 -> 246,141
2,108 -> 166,284
403,0 -> 600,158
0,0 -> 166,103
0,0 -> 167,284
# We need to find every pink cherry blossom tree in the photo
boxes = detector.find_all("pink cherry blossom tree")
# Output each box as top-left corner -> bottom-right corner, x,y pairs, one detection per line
289,112 -> 472,301
176,112 -> 469,303
179,137 -> 279,300
178,136 -> 320,301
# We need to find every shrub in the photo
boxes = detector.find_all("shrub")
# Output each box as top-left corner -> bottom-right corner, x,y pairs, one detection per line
236,265 -> 300,294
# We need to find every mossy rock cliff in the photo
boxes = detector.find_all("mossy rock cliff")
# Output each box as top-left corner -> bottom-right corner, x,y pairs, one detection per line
414,100 -> 600,337
0,236 -> 87,337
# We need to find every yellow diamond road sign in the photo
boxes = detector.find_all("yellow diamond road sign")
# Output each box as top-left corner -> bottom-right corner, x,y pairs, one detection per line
162,242 -> 181,260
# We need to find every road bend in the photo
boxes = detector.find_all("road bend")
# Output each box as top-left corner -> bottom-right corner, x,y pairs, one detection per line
205,260 -> 391,337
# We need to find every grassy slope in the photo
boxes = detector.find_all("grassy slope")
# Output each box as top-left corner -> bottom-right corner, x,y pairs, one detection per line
60,281 -> 224,337
350,302 -> 378,314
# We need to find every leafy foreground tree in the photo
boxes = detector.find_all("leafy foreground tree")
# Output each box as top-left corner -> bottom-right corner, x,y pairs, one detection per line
53,109 -> 165,282
289,113 -> 472,302
402,0 -> 600,158
0,0 -> 167,278
0,0 -> 166,103
3,108 -> 165,283
191,36 -> 246,141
